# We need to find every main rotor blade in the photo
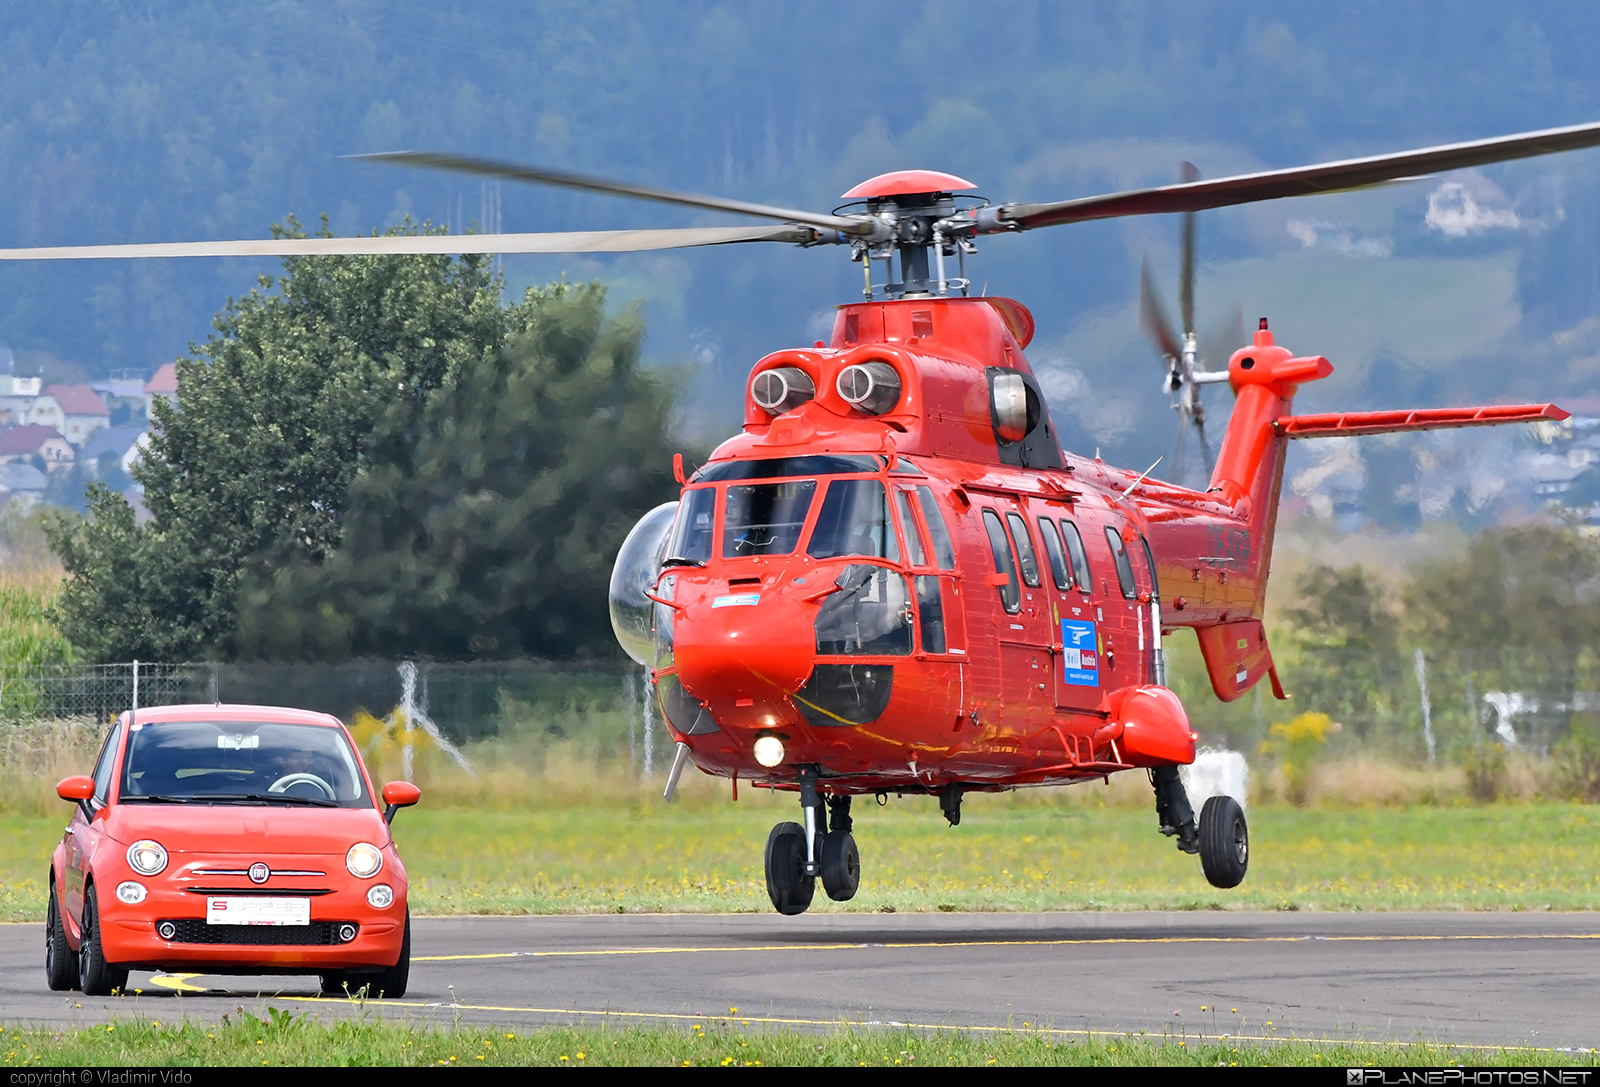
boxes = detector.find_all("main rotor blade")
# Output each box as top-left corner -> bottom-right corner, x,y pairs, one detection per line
0,225 -> 814,261
1003,119 -> 1600,229
1139,259 -> 1182,362
1179,162 -> 1198,338
354,151 -> 867,235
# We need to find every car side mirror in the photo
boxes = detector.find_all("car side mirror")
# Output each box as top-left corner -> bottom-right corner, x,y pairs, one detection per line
381,781 -> 421,824
57,776 -> 95,822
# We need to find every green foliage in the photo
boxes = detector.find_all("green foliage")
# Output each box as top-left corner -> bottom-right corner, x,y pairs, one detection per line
1462,742 -> 1509,803
233,281 -> 679,660
1259,712 -> 1332,807
1552,719 -> 1600,802
1279,564 -> 1407,739
46,226 -> 680,662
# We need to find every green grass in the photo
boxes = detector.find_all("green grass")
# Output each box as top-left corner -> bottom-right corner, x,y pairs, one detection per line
7,798 -> 1599,922
0,1014 -> 1590,1067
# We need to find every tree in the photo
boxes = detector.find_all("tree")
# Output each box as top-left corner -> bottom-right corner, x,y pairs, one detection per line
47,222 -> 682,661
1279,563 -> 1407,739
232,281 -> 681,660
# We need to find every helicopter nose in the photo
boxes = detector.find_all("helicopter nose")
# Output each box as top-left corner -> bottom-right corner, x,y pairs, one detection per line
673,589 -> 815,708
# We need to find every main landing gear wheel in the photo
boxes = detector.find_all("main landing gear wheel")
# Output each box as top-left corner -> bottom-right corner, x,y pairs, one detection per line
820,830 -> 860,902
764,821 -> 815,916
1198,795 -> 1249,889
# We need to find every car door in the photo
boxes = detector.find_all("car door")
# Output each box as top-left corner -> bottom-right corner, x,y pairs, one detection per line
66,721 -> 121,928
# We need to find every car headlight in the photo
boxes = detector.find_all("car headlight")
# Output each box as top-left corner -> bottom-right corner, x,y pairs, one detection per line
366,883 -> 395,909
126,840 -> 168,876
116,881 -> 147,904
345,843 -> 383,878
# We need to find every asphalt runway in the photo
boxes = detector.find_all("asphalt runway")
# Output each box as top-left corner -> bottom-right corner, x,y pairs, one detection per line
2,912 -> 1597,1051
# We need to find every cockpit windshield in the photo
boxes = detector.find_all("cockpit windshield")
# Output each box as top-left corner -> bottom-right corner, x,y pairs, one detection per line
723,480 -> 816,557
807,479 -> 901,562
119,721 -> 369,807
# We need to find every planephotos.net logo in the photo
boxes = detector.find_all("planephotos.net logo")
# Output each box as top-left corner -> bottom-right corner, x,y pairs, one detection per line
1348,1073 -> 1592,1085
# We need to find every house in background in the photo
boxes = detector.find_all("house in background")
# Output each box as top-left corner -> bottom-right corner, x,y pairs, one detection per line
145,363 -> 178,415
80,425 -> 148,479
27,384 -> 110,444
0,424 -> 73,469
0,461 -> 48,508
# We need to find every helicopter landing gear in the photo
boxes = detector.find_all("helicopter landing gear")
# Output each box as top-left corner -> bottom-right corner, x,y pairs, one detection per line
820,795 -> 859,902
1150,766 -> 1200,855
1198,795 -> 1249,889
765,768 -> 860,913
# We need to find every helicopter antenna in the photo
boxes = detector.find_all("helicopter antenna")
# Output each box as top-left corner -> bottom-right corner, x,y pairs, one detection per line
1121,456 -> 1165,496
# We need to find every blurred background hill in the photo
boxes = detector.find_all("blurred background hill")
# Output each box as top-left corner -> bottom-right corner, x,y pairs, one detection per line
2,1 -> 1600,529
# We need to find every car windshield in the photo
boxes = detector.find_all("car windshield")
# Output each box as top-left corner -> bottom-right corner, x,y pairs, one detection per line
120,720 -> 369,808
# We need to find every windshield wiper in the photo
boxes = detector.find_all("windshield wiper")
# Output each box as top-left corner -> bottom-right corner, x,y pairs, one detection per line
188,793 -> 339,807
661,556 -> 705,568
119,794 -> 191,804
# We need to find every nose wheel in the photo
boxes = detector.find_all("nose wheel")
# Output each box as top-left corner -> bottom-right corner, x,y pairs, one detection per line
764,769 -> 860,914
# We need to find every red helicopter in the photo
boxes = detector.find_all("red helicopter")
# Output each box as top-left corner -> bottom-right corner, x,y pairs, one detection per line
4,124 -> 1590,915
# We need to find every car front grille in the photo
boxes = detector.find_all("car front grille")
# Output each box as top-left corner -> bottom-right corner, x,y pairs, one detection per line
158,920 -> 357,945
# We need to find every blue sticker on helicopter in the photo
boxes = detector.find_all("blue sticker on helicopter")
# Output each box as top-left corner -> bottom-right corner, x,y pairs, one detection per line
1060,619 -> 1100,687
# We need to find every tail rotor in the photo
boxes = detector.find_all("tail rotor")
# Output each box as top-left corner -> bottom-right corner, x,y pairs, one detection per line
1139,162 -> 1240,488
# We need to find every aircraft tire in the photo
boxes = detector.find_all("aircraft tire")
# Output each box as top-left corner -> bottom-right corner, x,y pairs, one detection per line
1198,795 -> 1249,889
820,830 -> 860,902
764,821 -> 815,915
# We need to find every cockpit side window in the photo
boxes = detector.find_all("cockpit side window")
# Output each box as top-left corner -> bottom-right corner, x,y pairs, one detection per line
807,479 -> 900,562
1105,526 -> 1138,599
914,486 -> 957,570
666,487 -> 715,565
893,489 -> 929,567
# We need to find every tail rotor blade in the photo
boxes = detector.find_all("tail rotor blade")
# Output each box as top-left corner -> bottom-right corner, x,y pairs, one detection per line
1199,301 -> 1245,372
1140,258 -> 1182,363
1170,412 -> 1189,484
1196,416 -> 1216,477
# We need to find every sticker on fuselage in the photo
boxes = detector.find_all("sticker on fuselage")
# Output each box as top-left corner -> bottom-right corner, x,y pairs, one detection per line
1060,618 -> 1100,687
712,593 -> 761,608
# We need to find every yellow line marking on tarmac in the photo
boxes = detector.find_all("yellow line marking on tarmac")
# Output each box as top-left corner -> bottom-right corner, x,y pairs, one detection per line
266,994 -> 1580,1055
412,931 -> 1600,962
148,973 -> 207,992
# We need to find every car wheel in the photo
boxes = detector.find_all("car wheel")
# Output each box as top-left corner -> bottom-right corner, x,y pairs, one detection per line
78,885 -> 129,997
45,881 -> 77,992
364,911 -> 410,999
319,972 -> 350,996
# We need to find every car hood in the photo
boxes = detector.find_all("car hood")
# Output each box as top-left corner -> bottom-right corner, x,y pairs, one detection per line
104,803 -> 392,854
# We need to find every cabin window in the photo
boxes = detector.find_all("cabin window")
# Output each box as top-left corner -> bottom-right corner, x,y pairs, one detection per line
666,487 -> 715,565
894,489 -> 929,567
722,480 -> 816,558
1105,526 -> 1138,599
1140,535 -> 1160,600
1059,519 -> 1091,591
1038,518 -> 1070,591
1006,512 -> 1041,588
814,564 -> 913,655
982,509 -> 1020,613
915,486 -> 957,570
808,479 -> 900,562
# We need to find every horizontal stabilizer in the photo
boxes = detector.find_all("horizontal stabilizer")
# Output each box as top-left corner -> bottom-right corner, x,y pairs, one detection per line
1277,403 -> 1568,439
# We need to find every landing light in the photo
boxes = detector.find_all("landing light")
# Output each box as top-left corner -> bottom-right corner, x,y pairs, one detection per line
753,735 -> 785,768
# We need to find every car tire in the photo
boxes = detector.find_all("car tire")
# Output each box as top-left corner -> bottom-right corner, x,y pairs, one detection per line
78,885 -> 129,997
365,911 -> 410,999
319,972 -> 350,996
45,881 -> 77,992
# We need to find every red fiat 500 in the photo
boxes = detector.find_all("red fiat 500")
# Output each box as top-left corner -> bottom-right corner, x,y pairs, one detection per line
47,704 -> 421,997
